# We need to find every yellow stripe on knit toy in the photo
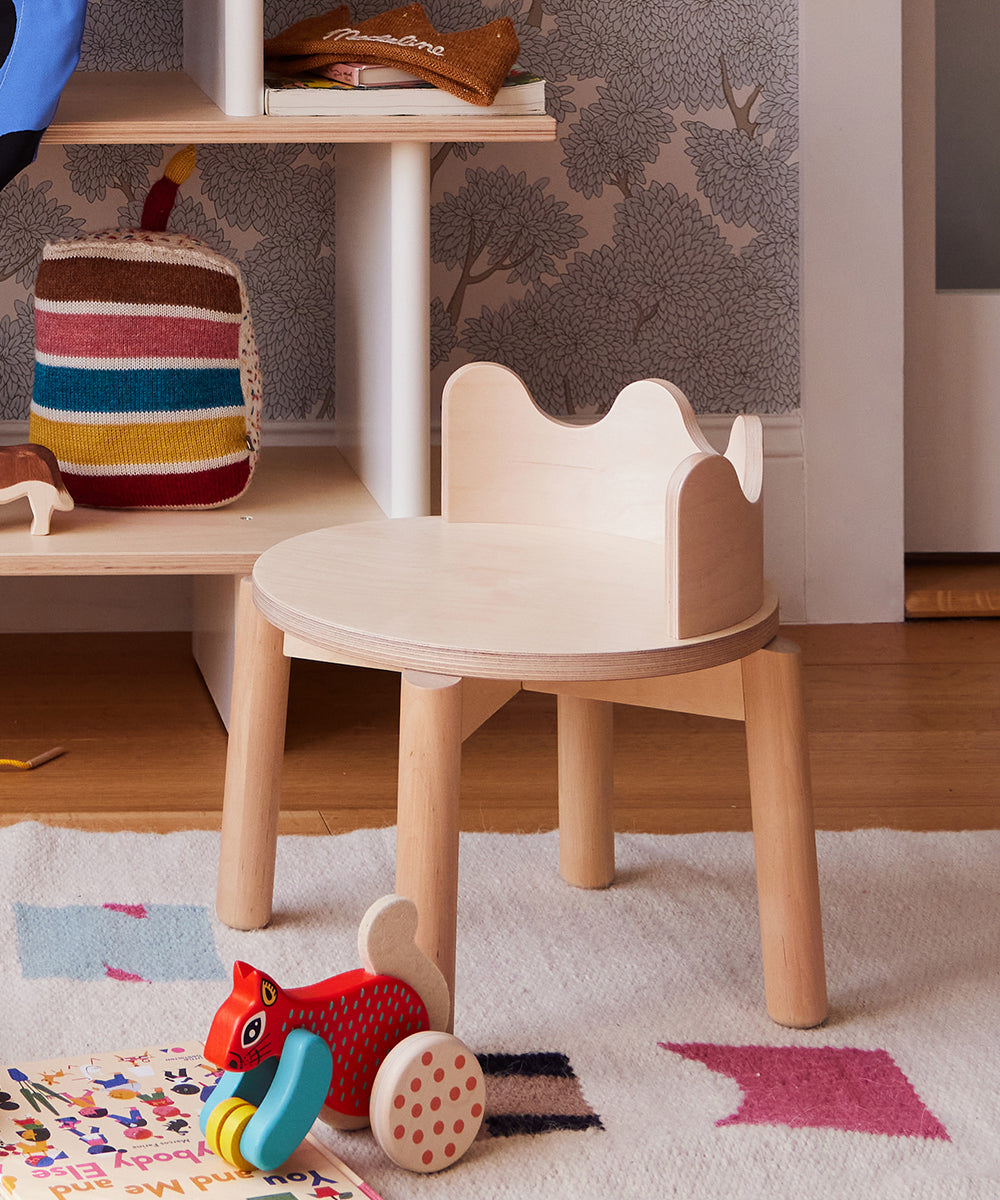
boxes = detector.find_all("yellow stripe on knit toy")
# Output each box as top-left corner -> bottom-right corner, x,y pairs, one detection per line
29,411 -> 249,468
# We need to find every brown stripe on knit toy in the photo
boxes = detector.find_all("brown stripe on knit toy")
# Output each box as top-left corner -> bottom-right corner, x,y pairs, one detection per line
264,4 -> 519,106
35,259 -> 242,311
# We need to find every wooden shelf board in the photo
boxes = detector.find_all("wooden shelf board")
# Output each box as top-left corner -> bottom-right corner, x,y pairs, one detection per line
0,446 -> 384,575
43,72 -> 558,144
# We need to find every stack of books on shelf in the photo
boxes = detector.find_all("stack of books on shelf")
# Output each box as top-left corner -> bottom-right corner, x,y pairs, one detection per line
264,63 -> 546,116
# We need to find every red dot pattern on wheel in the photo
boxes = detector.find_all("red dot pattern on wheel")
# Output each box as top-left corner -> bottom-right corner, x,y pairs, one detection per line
370,1031 -> 485,1173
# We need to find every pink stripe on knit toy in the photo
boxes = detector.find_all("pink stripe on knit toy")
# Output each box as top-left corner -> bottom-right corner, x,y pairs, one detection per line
35,310 -> 241,361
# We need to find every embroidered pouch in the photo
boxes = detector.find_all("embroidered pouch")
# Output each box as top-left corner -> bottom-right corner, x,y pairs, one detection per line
264,4 -> 519,107
28,157 -> 262,510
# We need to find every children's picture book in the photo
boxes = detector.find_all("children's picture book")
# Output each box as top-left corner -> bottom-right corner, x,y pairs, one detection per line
0,1043 -> 382,1200
315,62 -> 426,88
263,70 -> 546,116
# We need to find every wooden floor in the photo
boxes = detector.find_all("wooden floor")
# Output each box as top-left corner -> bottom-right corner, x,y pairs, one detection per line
2,618 -> 999,835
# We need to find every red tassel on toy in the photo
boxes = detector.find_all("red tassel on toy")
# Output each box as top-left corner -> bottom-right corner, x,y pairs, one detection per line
141,144 -> 197,231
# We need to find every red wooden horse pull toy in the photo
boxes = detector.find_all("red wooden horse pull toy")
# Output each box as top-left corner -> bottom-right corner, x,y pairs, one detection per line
200,896 -> 484,1174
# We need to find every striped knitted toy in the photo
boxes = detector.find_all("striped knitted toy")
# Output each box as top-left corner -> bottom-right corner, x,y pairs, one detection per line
29,152 -> 261,509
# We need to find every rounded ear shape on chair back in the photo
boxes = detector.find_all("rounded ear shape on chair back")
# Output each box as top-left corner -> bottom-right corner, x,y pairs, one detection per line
442,362 -> 715,542
441,360 -> 763,534
723,414 -> 764,505
0,0 -> 87,191
442,361 -> 767,640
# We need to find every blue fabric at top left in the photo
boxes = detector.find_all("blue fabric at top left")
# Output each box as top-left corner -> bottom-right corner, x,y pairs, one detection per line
0,0 -> 87,190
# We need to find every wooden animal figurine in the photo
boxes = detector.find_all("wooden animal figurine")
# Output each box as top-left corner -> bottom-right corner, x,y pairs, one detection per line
0,443 -> 73,534
200,896 -> 485,1174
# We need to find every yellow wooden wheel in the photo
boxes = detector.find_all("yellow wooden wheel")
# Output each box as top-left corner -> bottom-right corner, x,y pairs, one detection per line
204,1096 -> 257,1171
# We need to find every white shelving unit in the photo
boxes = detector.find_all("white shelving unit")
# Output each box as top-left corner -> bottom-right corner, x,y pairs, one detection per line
183,0 -> 265,117
21,0 -> 557,721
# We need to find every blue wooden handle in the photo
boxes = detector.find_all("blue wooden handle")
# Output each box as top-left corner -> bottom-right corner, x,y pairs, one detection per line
201,1030 -> 334,1171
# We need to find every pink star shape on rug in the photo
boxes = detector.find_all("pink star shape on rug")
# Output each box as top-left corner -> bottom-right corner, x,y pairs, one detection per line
661,1043 -> 948,1140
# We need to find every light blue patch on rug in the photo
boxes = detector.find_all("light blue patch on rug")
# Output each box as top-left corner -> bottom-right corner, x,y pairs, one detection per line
13,902 -> 227,982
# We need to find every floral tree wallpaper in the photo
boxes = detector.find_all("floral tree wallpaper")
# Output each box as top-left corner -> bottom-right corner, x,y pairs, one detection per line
0,0 -> 797,426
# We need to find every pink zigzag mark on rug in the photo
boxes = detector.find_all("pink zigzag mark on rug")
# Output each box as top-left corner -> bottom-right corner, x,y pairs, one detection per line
102,903 -> 148,919
661,1043 -> 949,1140
104,963 -> 148,982
102,904 -> 150,979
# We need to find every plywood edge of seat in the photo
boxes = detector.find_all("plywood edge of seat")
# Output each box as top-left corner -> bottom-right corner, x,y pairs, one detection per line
254,577 -> 781,681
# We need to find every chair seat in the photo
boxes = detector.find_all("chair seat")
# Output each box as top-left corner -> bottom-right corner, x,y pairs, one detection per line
252,517 -> 781,681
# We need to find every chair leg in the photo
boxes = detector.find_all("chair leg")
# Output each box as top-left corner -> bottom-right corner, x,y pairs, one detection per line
216,577 -> 290,931
742,637 -> 828,1028
395,670 -> 464,1033
557,694 -> 615,889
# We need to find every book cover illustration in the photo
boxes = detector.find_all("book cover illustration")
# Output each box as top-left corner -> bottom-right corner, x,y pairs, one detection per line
0,1043 -> 380,1200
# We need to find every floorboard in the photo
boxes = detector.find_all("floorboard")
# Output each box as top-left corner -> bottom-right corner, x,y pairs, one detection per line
2,620 -> 998,835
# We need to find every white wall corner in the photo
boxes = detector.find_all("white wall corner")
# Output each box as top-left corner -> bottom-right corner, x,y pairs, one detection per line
798,0 -> 906,623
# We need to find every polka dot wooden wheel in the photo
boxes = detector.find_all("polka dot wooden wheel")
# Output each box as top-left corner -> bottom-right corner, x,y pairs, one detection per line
369,1031 -> 485,1172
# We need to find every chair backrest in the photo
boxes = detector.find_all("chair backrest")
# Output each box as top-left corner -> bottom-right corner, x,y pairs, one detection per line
441,361 -> 765,639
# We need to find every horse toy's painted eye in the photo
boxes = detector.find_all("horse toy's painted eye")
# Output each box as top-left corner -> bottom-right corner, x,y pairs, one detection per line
241,1013 -> 265,1050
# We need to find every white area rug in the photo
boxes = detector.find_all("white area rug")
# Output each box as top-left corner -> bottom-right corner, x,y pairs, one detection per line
2,822 -> 999,1199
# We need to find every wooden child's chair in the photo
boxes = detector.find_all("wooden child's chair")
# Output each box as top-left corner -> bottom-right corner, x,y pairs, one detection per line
217,362 -> 827,1032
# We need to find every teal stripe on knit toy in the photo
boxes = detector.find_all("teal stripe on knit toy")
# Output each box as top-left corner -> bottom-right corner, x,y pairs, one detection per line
33,364 -> 244,414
